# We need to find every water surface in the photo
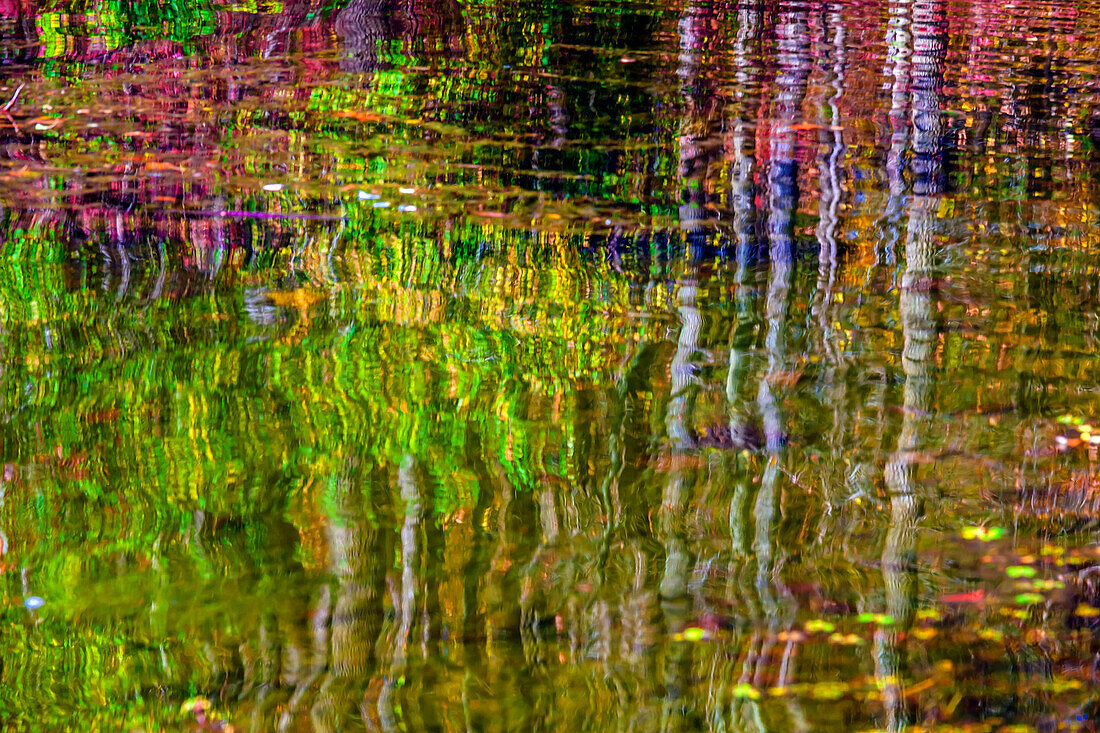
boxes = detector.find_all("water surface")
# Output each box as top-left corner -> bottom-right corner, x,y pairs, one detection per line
2,1 -> 1100,731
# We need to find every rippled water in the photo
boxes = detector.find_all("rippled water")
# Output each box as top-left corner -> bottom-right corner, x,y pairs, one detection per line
3,1 -> 1100,730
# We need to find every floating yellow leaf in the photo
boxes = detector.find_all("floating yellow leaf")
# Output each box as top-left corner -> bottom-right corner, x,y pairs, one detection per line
732,683 -> 761,700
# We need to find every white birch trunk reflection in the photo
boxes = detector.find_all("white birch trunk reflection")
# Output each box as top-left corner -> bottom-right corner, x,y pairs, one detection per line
875,0 -> 944,727
377,454 -> 421,731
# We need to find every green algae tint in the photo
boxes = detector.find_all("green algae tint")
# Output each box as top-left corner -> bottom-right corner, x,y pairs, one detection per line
3,1 -> 1100,732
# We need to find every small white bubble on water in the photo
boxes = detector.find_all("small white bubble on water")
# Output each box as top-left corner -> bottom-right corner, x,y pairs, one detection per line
358,191 -> 380,200
373,201 -> 391,208
399,187 -> 416,194
263,183 -> 284,192
24,596 -> 44,610
398,205 -> 418,212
